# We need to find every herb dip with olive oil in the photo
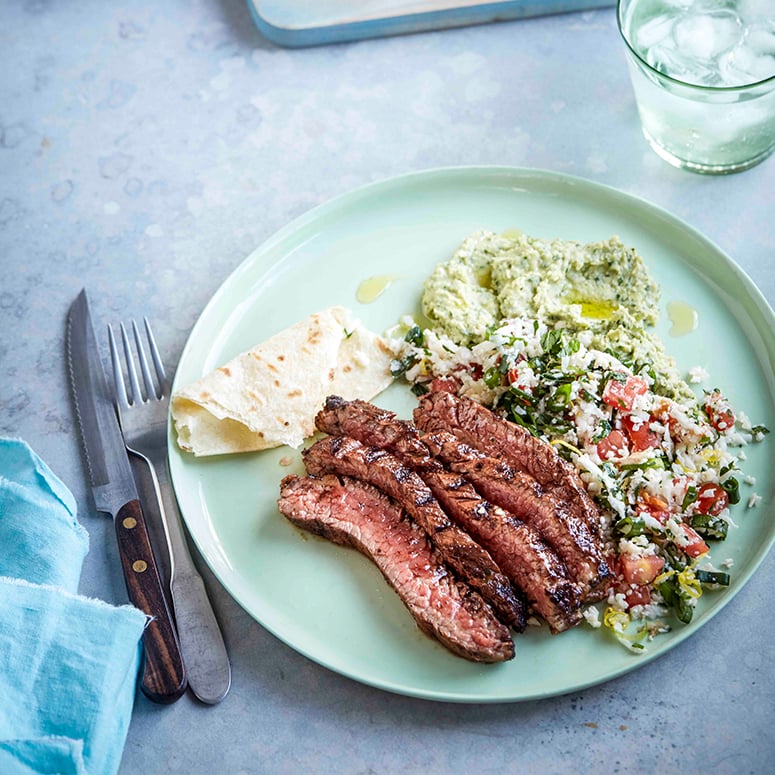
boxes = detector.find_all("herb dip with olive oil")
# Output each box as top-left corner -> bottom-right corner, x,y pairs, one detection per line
421,230 -> 690,400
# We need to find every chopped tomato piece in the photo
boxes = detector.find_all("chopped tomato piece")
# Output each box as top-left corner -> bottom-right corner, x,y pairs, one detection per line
680,524 -> 710,557
615,555 -> 662,609
596,429 -> 630,461
624,584 -> 652,609
602,374 -> 649,411
641,492 -> 669,511
507,367 -> 520,384
638,492 -> 670,522
620,554 -> 665,585
621,414 -> 660,452
696,482 -> 729,516
704,390 -> 735,433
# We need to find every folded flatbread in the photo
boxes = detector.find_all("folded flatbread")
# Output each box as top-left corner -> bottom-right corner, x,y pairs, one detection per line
171,307 -> 393,456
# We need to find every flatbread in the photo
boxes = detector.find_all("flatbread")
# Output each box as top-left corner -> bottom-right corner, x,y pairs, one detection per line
171,307 -> 393,456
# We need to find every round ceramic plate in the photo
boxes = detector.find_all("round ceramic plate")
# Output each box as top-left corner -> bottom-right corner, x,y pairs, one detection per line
169,167 -> 775,702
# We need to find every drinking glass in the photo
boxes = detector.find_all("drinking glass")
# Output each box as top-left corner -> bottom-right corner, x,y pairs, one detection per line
618,0 -> 775,174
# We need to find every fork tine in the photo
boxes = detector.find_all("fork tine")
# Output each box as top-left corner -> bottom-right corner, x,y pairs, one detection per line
132,319 -> 159,400
120,322 -> 144,405
143,317 -> 168,395
108,324 -> 130,409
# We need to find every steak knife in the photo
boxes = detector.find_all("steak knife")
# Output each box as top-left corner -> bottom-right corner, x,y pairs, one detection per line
67,289 -> 187,704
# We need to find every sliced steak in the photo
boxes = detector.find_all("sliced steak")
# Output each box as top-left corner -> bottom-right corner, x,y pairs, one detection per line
316,396 -> 582,632
302,435 -> 526,630
414,390 -> 604,539
278,474 -> 514,662
423,431 -> 611,598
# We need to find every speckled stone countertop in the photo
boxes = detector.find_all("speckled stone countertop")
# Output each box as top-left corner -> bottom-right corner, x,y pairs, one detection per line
2,2 -> 774,773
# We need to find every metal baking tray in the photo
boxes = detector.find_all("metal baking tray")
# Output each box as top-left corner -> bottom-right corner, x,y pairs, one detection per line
247,1 -> 616,47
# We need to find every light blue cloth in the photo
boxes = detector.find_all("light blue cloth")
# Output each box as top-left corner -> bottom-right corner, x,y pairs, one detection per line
0,438 -> 148,775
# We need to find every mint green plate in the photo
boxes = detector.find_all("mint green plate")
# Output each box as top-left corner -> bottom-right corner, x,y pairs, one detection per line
169,167 -> 775,702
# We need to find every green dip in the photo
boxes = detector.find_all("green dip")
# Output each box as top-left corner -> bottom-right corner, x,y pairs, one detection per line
422,230 -> 691,400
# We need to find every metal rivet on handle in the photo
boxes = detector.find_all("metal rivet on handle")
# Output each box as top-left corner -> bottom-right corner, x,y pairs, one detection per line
133,560 -> 148,573
123,517 -> 137,529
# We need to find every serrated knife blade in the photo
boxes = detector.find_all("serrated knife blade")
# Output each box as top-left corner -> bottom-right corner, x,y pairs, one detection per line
67,291 -> 138,515
67,288 -> 187,704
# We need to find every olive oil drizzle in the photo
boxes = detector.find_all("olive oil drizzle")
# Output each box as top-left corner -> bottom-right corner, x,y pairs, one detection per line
667,300 -> 698,336
357,274 -> 397,304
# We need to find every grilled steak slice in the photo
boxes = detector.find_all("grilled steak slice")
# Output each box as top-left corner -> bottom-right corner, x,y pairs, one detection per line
414,390 -> 604,539
278,474 -> 514,662
423,431 -> 610,598
316,395 -> 430,468
302,435 -> 526,630
316,396 -> 581,632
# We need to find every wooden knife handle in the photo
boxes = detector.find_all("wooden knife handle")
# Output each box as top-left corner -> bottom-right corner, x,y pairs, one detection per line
115,499 -> 188,703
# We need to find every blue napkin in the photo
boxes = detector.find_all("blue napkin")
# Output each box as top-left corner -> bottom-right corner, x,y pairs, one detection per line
0,438 -> 148,775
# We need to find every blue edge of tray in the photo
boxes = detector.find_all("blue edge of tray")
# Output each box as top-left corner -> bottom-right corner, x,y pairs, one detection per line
248,1 -> 616,47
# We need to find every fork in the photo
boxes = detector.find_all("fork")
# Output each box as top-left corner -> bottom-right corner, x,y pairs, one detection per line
109,318 -> 231,705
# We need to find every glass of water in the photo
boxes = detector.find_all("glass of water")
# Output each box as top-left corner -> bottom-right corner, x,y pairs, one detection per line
618,0 -> 775,174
